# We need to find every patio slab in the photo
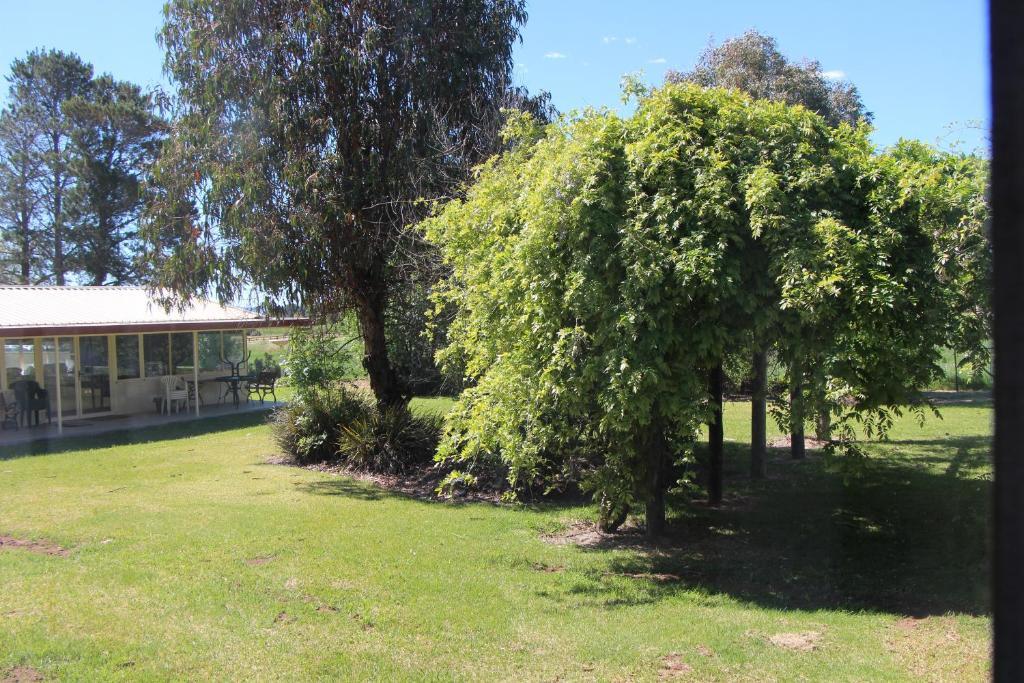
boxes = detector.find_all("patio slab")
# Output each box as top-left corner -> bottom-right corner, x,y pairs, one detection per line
0,400 -> 281,448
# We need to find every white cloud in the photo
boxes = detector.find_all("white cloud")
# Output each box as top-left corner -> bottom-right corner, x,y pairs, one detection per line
515,62 -> 529,75
602,36 -> 618,44
624,37 -> 637,45
648,57 -> 667,64
544,51 -> 567,59
821,69 -> 846,80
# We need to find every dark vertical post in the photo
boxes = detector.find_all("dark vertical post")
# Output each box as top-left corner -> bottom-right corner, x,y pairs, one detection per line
708,362 -> 724,504
751,347 -> 768,479
991,0 -> 1024,679
790,357 -> 805,460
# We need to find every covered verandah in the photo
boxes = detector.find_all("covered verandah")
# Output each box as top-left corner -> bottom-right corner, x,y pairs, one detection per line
0,286 -> 308,440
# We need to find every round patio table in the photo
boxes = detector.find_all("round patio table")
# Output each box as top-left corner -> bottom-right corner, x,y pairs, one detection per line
214,375 -> 253,408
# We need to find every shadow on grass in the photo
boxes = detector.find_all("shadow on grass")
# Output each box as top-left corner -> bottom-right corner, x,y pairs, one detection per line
0,411 -> 271,461
555,437 -> 990,618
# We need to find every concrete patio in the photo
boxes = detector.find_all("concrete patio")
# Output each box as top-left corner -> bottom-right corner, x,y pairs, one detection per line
0,399 -> 282,449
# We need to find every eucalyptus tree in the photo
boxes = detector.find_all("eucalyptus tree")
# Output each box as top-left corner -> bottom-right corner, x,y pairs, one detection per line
66,76 -> 165,285
145,0 -> 535,407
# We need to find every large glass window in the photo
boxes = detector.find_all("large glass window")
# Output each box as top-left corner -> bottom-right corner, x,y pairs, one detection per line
143,333 -> 169,376
223,331 -> 245,364
116,335 -> 140,380
4,338 -> 36,387
171,333 -> 195,374
198,332 -> 223,371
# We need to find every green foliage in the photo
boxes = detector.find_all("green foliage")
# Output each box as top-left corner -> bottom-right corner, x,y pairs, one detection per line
270,384 -> 370,465
337,405 -> 443,475
281,323 -> 361,401
426,81 -> 984,520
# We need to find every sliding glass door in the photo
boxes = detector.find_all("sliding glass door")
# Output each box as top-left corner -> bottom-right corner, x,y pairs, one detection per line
42,337 -> 77,417
78,336 -> 111,414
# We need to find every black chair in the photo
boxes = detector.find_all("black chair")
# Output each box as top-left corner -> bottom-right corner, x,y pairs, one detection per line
0,391 -> 18,430
12,380 -> 51,427
245,370 -> 279,404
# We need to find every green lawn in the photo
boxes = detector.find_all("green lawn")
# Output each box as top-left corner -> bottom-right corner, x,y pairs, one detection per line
0,397 -> 991,681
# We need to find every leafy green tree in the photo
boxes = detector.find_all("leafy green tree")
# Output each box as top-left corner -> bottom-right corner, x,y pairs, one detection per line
65,76 -> 165,285
145,0 -> 537,407
426,85 -> 879,534
7,50 -> 93,285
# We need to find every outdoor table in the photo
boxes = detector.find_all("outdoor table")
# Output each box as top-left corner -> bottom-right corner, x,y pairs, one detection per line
214,375 -> 253,408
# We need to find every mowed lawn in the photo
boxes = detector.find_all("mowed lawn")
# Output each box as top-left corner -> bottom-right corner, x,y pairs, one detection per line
0,397 -> 991,681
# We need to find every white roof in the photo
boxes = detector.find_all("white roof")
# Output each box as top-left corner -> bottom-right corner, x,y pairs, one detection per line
0,286 -> 302,335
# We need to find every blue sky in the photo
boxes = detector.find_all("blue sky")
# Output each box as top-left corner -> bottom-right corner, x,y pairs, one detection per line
0,0 -> 989,152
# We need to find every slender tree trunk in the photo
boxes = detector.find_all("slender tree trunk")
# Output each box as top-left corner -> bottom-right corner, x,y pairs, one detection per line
644,418 -> 669,538
790,357 -> 805,460
750,346 -> 768,479
18,211 -> 31,284
815,409 -> 832,442
353,286 -> 404,407
53,184 -> 64,285
708,362 -> 724,504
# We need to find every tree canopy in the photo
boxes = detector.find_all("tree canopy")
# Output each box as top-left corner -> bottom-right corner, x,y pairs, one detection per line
145,0 -> 545,406
425,83 -> 982,533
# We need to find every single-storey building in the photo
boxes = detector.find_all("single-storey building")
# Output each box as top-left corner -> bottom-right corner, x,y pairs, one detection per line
0,286 -> 308,433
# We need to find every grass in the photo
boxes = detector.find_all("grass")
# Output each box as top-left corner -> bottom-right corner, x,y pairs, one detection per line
0,396 -> 991,681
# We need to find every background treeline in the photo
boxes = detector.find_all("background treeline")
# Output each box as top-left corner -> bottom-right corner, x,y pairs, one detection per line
0,49 -> 165,286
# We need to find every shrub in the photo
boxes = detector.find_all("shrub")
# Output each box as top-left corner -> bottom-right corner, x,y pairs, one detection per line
337,406 -> 443,474
270,384 -> 371,465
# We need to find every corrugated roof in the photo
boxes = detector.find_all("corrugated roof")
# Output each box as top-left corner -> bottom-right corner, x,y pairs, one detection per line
0,286 -> 305,335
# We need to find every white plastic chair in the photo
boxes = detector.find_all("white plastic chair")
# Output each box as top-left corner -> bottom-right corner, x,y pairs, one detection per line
160,376 -> 189,414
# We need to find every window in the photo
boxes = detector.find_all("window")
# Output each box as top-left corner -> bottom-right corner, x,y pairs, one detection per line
4,338 -> 36,387
198,332 -> 222,371
223,332 -> 246,367
171,333 -> 195,374
116,335 -> 140,380
143,333 -> 169,376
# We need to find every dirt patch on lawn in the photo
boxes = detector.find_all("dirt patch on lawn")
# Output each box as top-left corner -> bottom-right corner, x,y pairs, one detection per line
0,535 -> 68,557
658,653 -> 693,678
766,436 -> 830,451
885,616 -> 989,681
3,666 -> 43,682
768,631 -> 822,651
245,554 -> 275,566
542,520 -> 657,551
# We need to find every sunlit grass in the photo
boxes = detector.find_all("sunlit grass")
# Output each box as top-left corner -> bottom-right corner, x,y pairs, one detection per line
0,397 -> 991,680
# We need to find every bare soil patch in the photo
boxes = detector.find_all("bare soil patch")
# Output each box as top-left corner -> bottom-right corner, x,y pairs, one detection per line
767,436 -> 829,450
0,535 -> 68,557
768,631 -> 822,651
245,554 -> 275,566
542,520 -> 656,551
658,653 -> 693,678
3,666 -> 43,683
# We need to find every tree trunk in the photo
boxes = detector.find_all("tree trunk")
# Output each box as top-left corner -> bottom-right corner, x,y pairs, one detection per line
750,346 -> 768,479
353,287 -> 404,407
53,176 -> 65,286
644,419 -> 669,538
790,358 -> 805,460
815,409 -> 832,442
708,362 -> 724,504
18,210 -> 31,284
